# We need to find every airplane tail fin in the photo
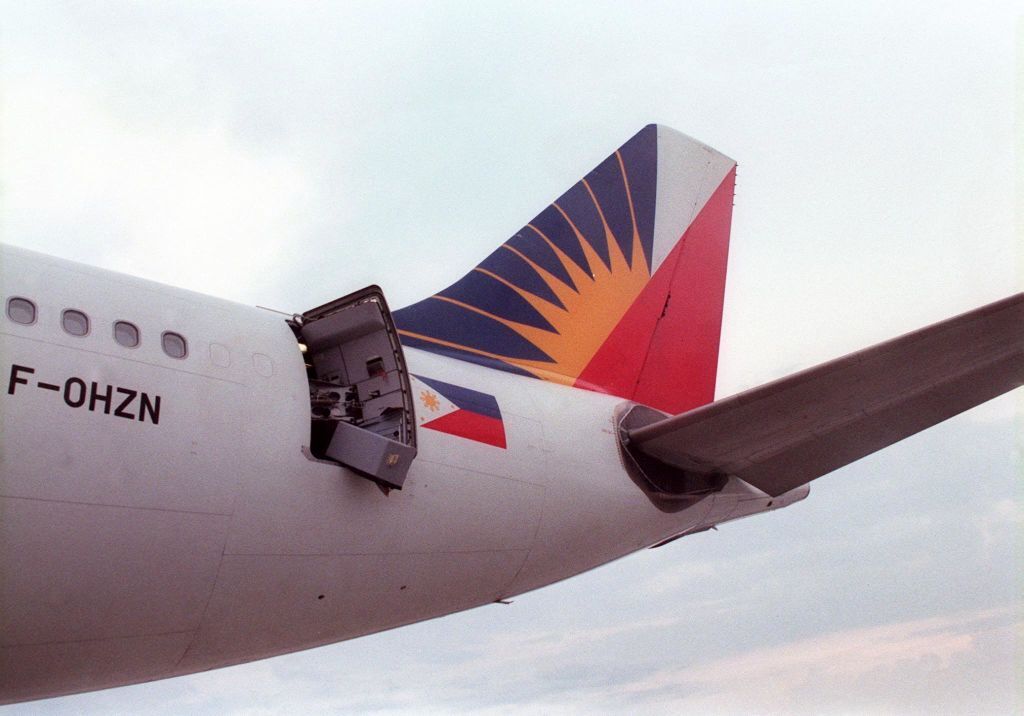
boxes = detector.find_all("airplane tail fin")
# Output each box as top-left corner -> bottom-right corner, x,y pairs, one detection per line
393,124 -> 736,414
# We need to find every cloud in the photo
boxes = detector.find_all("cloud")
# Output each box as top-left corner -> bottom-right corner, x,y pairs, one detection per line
303,603 -> 1020,715
0,78 -> 317,305
604,605 -> 1020,714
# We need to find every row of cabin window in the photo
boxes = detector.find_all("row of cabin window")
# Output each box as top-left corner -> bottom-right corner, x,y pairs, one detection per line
6,296 -> 188,359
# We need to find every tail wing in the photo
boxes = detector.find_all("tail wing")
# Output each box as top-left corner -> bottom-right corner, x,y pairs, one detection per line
394,124 -> 736,414
622,293 -> 1024,497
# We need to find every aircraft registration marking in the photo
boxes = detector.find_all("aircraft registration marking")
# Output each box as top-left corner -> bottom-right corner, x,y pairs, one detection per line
6,363 -> 161,424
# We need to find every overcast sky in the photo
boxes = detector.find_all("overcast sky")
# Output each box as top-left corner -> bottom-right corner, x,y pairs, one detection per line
1,2 -> 1021,713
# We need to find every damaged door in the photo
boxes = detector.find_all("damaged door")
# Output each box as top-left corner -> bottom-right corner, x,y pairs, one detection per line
294,286 -> 416,489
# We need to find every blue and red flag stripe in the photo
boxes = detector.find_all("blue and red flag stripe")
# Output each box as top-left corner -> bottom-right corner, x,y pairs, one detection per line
414,375 -> 507,449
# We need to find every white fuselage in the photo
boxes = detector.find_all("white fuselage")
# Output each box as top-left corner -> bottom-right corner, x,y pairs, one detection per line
0,245 -> 804,702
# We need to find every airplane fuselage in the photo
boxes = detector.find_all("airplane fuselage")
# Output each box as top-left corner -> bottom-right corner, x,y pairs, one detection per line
0,245 -> 798,702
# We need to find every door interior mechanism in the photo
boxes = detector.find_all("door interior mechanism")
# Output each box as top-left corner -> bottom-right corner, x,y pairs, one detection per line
290,286 -> 417,489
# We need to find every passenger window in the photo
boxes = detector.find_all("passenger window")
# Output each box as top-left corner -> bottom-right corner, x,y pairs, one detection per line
62,309 -> 89,336
162,331 -> 187,359
114,321 -> 140,348
6,297 -> 36,325
210,343 -> 230,367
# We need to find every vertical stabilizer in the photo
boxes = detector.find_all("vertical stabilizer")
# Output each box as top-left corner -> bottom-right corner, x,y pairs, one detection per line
394,125 -> 735,414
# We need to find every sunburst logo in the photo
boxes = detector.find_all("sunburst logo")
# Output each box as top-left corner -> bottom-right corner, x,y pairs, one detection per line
420,390 -> 441,412
400,150 -> 652,387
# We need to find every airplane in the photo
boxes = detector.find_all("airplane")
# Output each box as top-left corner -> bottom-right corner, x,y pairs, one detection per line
1,124 -> 1020,704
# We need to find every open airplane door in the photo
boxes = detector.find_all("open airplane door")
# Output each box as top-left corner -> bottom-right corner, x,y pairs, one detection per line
294,286 -> 417,489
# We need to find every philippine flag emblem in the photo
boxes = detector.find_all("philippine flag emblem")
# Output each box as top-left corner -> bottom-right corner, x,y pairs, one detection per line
412,375 -> 507,449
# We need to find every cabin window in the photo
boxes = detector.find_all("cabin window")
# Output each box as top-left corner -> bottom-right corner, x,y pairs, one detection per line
114,321 -> 140,348
161,331 -> 187,359
6,297 -> 36,325
209,343 -> 230,367
252,352 -> 274,377
62,309 -> 89,336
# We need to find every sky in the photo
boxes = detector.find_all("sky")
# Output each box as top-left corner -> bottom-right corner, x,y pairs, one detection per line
1,2 -> 1021,713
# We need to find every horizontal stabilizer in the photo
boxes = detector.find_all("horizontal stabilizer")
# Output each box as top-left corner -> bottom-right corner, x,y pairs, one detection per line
623,293 -> 1024,497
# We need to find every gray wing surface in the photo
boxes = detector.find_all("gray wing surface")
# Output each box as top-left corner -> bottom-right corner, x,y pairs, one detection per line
624,293 -> 1024,497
